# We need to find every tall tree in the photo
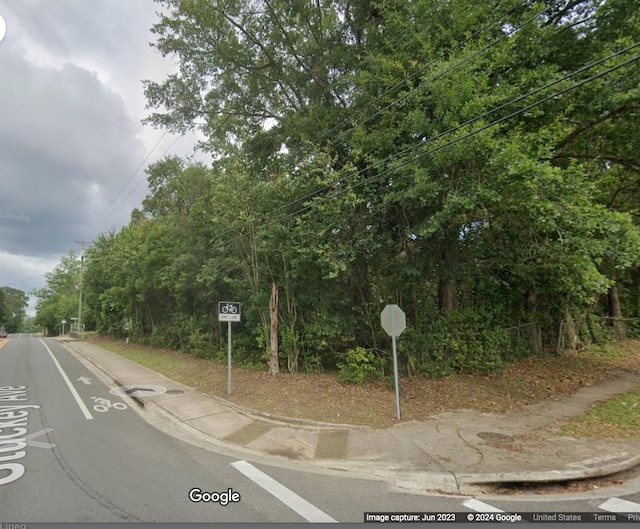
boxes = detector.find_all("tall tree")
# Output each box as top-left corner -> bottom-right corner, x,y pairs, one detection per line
0,287 -> 29,333
77,0 -> 640,375
33,252 -> 82,335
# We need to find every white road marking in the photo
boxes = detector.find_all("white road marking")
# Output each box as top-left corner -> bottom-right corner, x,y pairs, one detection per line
231,460 -> 337,523
25,428 -> 56,449
600,498 -> 640,512
77,376 -> 92,385
463,499 -> 504,512
39,339 -> 93,420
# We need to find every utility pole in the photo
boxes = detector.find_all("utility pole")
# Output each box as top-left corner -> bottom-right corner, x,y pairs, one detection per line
75,239 -> 87,328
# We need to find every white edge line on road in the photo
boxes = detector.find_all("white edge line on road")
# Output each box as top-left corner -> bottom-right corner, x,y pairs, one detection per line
463,499 -> 504,512
39,339 -> 94,420
600,498 -> 640,512
231,460 -> 337,523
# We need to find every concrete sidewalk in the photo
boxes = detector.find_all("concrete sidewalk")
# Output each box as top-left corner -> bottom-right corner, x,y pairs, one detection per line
56,337 -> 640,495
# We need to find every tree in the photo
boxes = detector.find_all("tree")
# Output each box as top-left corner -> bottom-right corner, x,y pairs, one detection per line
76,0 -> 640,375
33,252 -> 82,335
0,287 -> 29,333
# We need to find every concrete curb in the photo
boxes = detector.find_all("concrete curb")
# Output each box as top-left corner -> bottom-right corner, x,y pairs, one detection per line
56,337 -> 640,494
456,453 -> 640,488
61,338 -> 370,430
204,394 -> 372,430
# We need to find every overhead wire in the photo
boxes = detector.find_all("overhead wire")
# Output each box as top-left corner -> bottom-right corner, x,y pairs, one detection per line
114,133 -> 185,210
321,0 -> 535,140
213,0 -> 535,202
81,0 -> 538,247
205,40 -> 639,251
80,129 -> 170,237
206,0 -> 549,245
205,49 -> 640,253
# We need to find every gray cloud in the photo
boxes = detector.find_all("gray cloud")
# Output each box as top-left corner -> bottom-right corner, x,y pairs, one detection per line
0,0 -> 186,312
0,50 -> 145,256
2,0 -> 154,61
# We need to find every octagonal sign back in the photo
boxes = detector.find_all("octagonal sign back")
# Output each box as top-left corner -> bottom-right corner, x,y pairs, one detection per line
381,304 -> 406,337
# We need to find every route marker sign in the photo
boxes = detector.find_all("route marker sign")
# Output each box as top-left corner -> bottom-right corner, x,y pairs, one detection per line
218,301 -> 241,395
218,301 -> 241,322
381,304 -> 406,420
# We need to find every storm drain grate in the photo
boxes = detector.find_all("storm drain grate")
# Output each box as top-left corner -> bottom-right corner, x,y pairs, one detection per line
314,429 -> 349,459
224,421 -> 273,445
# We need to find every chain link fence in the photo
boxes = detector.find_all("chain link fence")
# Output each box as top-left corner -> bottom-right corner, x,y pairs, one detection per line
556,316 -> 639,353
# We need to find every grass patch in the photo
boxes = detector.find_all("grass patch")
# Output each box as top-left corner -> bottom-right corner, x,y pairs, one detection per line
91,338 -> 213,387
561,388 -> 640,439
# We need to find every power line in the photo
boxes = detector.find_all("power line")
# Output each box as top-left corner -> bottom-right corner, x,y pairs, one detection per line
274,53 -> 640,230
206,43 -> 640,250
180,0 -> 536,230
83,130 -> 170,235
206,0 -> 550,245
207,50 -> 640,253
114,133 -> 185,210
82,0 -> 544,249
322,0 -> 537,142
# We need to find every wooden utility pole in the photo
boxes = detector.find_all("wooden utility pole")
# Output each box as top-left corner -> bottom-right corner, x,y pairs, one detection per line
74,239 -> 88,327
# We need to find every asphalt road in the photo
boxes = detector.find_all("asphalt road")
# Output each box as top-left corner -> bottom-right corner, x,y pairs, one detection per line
2,335 -> 640,525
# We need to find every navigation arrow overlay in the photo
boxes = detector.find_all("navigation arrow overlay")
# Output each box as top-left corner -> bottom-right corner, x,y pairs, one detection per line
77,376 -> 92,385
25,429 -> 56,449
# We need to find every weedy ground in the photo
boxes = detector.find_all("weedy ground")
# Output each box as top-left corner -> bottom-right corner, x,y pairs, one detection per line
87,334 -> 640,435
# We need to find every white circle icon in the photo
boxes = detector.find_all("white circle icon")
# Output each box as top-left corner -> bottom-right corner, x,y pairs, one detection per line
0,15 -> 6,43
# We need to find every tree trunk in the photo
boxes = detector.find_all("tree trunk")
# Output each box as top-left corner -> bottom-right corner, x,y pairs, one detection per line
634,268 -> 640,319
438,278 -> 456,313
608,283 -> 627,340
437,222 -> 458,314
525,291 -> 542,355
563,307 -> 579,350
268,281 -> 280,375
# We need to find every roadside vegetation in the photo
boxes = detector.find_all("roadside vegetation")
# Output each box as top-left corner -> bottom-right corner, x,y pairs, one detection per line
0,286 -> 28,333
35,2 -> 640,391
560,343 -> 640,438
86,333 -> 640,432
561,389 -> 640,439
36,0 -> 640,428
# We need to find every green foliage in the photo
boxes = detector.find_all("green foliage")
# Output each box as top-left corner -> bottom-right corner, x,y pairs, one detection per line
0,287 -> 28,332
337,347 -> 383,384
36,0 -> 640,376
32,251 -> 82,335
405,310 -> 509,377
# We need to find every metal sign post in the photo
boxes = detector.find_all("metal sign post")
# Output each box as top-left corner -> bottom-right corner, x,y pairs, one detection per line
227,321 -> 232,394
381,304 -> 406,420
218,302 -> 241,395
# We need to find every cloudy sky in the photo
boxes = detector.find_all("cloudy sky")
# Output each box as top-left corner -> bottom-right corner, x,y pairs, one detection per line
0,0 -> 204,315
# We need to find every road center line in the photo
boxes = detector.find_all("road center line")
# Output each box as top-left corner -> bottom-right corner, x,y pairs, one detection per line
39,339 -> 93,420
231,460 -> 337,523
463,499 -> 504,512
